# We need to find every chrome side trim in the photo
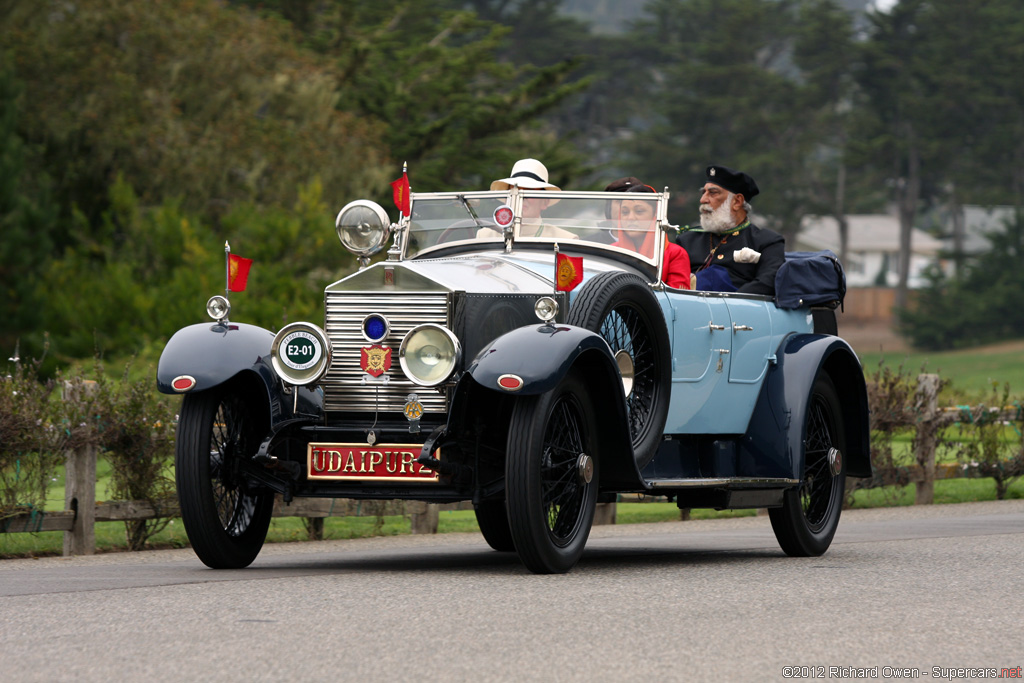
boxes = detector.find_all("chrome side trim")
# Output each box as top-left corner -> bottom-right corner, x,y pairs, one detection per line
646,477 -> 800,489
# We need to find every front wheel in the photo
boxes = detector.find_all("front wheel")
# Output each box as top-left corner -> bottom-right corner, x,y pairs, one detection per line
770,374 -> 846,556
506,371 -> 599,574
176,388 -> 274,568
474,500 -> 515,552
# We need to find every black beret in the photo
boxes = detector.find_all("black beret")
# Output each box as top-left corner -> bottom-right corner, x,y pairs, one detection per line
604,177 -> 655,217
706,165 -> 759,201
605,176 -> 644,192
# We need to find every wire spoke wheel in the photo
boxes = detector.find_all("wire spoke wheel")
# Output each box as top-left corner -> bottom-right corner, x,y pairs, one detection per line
176,388 -> 273,568
540,394 -> 589,545
598,306 -> 656,442
770,374 -> 846,556
801,395 -> 838,532
567,271 -> 670,467
506,371 -> 598,574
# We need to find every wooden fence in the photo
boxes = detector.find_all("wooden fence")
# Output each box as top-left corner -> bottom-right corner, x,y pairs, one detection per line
2,374 -> 1020,556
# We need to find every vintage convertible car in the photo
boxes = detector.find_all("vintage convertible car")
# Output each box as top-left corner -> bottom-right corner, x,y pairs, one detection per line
157,186 -> 870,574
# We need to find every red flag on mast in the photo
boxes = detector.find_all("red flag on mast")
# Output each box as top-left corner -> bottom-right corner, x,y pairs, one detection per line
228,254 -> 253,292
390,169 -> 411,216
556,253 -> 583,292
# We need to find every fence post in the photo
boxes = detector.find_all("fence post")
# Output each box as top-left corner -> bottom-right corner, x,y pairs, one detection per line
593,501 -> 617,525
63,381 -> 97,556
409,501 -> 439,534
914,374 -> 941,505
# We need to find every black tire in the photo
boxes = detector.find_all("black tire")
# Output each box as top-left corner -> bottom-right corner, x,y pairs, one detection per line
770,374 -> 847,556
506,371 -> 599,574
474,501 -> 515,552
567,270 -> 671,468
175,388 -> 274,569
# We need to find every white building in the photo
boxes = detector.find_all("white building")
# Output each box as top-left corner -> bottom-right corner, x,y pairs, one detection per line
796,214 -> 945,289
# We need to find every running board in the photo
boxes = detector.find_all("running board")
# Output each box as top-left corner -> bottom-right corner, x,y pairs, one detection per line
645,477 -> 799,510
646,477 -> 799,489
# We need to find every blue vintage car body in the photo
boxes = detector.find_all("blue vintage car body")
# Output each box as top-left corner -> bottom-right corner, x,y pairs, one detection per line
159,187 -> 870,572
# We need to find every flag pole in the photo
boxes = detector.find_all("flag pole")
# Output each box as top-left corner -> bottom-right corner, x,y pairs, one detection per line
553,242 -> 559,295
225,241 -> 230,300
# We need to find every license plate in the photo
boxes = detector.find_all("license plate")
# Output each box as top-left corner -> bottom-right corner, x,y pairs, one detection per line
307,442 -> 440,482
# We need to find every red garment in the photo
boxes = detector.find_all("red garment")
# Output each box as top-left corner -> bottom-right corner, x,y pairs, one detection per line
610,231 -> 691,290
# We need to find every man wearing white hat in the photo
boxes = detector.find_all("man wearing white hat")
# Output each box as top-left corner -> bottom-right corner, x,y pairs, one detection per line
484,158 -> 576,240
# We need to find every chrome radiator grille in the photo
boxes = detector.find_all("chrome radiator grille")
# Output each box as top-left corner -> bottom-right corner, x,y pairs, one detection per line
323,291 -> 450,413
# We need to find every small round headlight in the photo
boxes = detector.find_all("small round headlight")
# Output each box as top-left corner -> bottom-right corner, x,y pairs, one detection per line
399,324 -> 462,387
534,296 -> 559,322
271,322 -> 332,386
206,295 -> 230,321
335,200 -> 392,257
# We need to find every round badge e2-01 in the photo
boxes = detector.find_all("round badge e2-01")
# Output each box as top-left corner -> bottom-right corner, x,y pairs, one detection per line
280,330 -> 322,371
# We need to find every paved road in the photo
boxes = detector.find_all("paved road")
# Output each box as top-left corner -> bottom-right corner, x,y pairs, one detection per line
2,500 -> 1022,682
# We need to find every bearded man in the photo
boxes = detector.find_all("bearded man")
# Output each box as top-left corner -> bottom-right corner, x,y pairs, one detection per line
675,165 -> 785,295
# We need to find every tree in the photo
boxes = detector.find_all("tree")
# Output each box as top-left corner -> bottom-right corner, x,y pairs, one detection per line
2,0 -> 387,228
622,0 -> 859,236
234,1 -> 593,193
0,55 -> 56,356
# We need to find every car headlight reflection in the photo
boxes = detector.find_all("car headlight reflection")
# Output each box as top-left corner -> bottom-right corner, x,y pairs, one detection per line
534,296 -> 558,322
400,324 -> 461,387
206,295 -> 230,321
335,200 -> 392,257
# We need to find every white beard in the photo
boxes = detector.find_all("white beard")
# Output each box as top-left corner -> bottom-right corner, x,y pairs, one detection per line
699,195 -> 737,234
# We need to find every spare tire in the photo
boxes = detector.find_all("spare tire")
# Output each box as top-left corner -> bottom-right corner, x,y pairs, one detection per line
567,271 -> 671,468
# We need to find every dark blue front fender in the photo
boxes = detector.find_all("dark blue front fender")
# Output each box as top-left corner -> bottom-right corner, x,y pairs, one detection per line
467,323 -> 618,396
156,322 -> 322,424
458,323 -> 641,489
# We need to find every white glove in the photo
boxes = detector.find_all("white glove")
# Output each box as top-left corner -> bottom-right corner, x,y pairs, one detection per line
734,247 -> 761,263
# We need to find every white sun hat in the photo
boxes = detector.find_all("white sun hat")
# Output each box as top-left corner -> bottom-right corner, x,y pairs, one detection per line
489,158 -> 561,191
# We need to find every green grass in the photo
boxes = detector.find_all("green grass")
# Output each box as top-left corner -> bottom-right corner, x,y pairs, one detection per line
5,479 -> 1022,559
860,340 -> 1024,402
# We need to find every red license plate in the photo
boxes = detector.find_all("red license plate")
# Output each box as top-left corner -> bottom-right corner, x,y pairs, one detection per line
307,442 -> 439,482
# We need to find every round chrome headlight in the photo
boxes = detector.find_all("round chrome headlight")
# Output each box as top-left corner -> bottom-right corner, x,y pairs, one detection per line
335,200 -> 392,257
399,324 -> 462,387
271,322 -> 332,386
534,296 -> 559,322
206,295 -> 230,321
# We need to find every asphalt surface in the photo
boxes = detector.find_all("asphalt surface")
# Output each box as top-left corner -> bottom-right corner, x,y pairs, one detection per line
2,500 -> 1022,682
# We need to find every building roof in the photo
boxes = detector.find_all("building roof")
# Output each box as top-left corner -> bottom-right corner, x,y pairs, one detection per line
955,206 -> 1017,254
797,214 -> 944,255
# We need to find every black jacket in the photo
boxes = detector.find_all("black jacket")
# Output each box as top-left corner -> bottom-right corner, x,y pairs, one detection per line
676,221 -> 785,295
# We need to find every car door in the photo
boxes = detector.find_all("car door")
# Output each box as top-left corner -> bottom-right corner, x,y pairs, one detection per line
723,297 -> 774,384
660,291 -> 773,434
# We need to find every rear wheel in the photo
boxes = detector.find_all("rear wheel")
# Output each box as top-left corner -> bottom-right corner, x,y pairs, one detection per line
567,271 -> 670,468
506,372 -> 599,574
770,374 -> 846,556
474,501 -> 515,552
176,388 -> 274,568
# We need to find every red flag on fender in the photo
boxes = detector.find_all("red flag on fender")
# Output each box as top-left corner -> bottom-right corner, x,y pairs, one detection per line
390,171 -> 411,216
556,253 -> 584,292
228,254 -> 253,292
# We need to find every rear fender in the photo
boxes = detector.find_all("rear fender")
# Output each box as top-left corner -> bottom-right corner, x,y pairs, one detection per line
740,334 -> 870,480
156,322 -> 322,427
452,324 -> 641,490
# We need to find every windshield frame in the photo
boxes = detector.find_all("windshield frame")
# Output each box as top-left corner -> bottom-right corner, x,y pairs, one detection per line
402,189 -> 671,277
